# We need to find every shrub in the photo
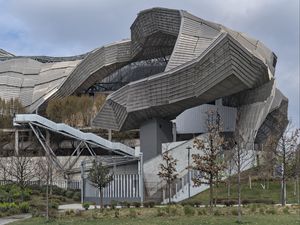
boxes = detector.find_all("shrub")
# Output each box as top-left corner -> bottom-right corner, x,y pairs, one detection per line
167,205 -> 180,216
223,200 -> 237,207
120,201 -> 130,208
231,208 -> 239,216
259,207 -> 265,214
82,202 -> 90,210
111,200 -> 117,209
74,209 -> 82,217
65,209 -> 75,216
49,202 -> 59,209
65,191 -> 74,199
19,202 -> 30,213
114,209 -> 120,218
156,207 -> 167,217
7,207 -> 20,215
51,186 -> 65,196
213,209 -> 222,216
72,192 -> 81,202
143,201 -> 155,208
184,205 -> 195,216
283,207 -> 289,214
129,208 -> 137,218
132,202 -> 141,208
198,208 -> 207,215
250,204 -> 257,213
266,208 -> 276,215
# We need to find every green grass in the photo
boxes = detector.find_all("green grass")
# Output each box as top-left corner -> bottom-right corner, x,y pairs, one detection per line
10,205 -> 300,225
184,179 -> 299,205
10,214 -> 300,225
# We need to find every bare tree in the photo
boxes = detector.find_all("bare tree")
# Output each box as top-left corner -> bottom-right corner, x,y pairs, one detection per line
275,123 -> 299,206
88,160 -> 114,210
158,151 -> 178,204
231,133 -> 255,223
0,156 -> 38,200
192,110 -> 226,209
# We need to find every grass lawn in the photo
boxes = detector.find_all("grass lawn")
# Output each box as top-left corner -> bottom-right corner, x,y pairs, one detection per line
10,214 -> 300,225
184,178 -> 299,205
10,205 -> 300,225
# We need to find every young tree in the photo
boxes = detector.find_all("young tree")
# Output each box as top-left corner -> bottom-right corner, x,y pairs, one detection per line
275,123 -> 299,206
231,134 -> 255,223
192,110 -> 226,209
158,151 -> 178,204
88,160 -> 114,209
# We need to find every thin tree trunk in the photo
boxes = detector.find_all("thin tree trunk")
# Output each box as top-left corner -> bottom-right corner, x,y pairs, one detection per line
237,147 -> 242,223
249,175 -> 252,189
227,177 -> 231,200
297,175 -> 300,205
100,188 -> 103,211
46,170 -> 49,221
281,139 -> 286,206
210,174 -> 213,210
168,182 -> 171,204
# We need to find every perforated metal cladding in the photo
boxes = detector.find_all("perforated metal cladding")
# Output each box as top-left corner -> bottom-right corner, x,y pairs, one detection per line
131,8 -> 181,60
93,33 -> 270,131
166,11 -> 220,71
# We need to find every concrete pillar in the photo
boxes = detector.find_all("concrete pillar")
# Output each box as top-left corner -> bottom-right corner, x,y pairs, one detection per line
108,129 -> 112,141
140,118 -> 173,162
172,122 -> 177,142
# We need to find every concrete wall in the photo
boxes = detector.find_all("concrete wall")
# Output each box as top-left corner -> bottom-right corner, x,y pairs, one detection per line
175,104 -> 237,134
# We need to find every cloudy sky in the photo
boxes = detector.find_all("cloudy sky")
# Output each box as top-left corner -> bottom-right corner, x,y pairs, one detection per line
0,0 -> 299,126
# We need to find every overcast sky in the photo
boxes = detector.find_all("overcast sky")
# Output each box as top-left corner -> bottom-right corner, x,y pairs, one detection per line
0,0 -> 299,127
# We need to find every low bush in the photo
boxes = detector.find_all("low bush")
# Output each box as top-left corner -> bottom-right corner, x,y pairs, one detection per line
72,192 -> 81,202
65,191 -> 74,199
65,209 -> 75,216
183,205 -> 195,216
198,208 -> 207,215
231,208 -> 239,216
143,201 -> 155,208
114,209 -> 120,218
129,208 -> 137,218
51,186 -> 65,196
181,200 -> 202,207
82,202 -> 90,210
266,207 -> 276,215
213,209 -> 222,216
156,207 -> 168,217
7,207 -> 20,215
49,202 -> 59,209
166,205 -> 180,216
0,202 -> 17,212
19,202 -> 30,213
111,200 -> 117,209
250,204 -> 257,213
283,207 -> 289,214
132,202 -> 141,208
259,207 -> 265,214
223,200 -> 237,207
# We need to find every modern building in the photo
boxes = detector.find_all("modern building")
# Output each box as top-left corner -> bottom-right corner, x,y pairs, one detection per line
0,8 -> 288,203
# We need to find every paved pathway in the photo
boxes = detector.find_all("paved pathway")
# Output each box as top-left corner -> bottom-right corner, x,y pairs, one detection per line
58,203 -> 84,211
0,214 -> 31,225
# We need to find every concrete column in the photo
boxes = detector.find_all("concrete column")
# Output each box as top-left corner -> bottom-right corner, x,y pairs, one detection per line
140,118 -> 173,162
108,129 -> 112,141
172,122 -> 177,142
